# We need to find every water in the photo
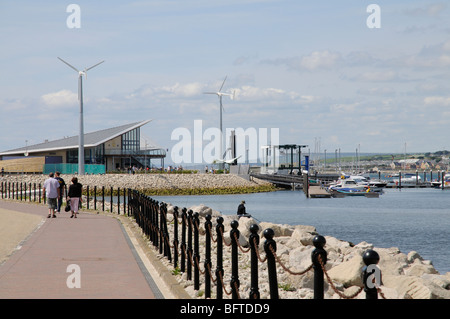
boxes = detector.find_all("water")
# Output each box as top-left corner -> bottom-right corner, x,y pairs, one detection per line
152,188 -> 450,274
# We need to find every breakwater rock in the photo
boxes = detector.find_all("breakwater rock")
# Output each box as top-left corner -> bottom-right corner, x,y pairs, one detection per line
153,203 -> 450,299
0,173 -> 274,195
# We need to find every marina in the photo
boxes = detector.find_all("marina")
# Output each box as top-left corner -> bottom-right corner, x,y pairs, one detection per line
153,187 -> 450,275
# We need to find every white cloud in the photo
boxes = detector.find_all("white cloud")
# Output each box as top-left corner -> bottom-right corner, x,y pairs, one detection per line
261,50 -> 341,71
299,50 -> 341,70
405,3 -> 447,17
424,96 -> 450,106
41,90 -> 77,108
354,70 -> 399,82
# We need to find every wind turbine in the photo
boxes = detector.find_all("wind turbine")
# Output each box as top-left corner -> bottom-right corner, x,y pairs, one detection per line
204,76 -> 235,168
58,57 -> 104,175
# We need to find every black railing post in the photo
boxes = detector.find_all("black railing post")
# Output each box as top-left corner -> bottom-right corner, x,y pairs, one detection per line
249,223 -> 260,299
180,207 -> 187,273
153,200 -> 159,248
38,183 -> 41,203
102,186 -> 105,211
193,212 -> 200,290
230,220 -> 240,299
204,214 -> 212,299
311,235 -> 327,299
215,216 -> 224,300
263,228 -> 278,299
123,188 -> 127,214
159,203 -> 164,255
86,186 -> 90,210
187,210 -> 193,281
163,203 -> 172,262
173,206 -> 179,270
117,187 -> 120,214
362,249 -> 381,299
94,186 -> 97,211
143,196 -> 149,237
110,186 -> 113,213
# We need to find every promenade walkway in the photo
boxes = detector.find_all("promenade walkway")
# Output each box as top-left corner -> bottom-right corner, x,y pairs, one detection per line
0,200 -> 185,299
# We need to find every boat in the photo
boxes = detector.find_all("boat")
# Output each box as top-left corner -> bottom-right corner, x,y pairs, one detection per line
358,174 -> 388,188
328,175 -> 384,193
431,174 -> 450,189
329,187 -> 380,198
387,173 -> 422,187
328,178 -> 368,191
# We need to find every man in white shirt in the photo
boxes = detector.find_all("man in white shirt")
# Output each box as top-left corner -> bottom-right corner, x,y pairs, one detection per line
43,172 -> 60,218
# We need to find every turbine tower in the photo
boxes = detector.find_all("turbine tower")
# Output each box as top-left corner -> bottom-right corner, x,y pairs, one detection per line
204,76 -> 235,168
58,57 -> 104,175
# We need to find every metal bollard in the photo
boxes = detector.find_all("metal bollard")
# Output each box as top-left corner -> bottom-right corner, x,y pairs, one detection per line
362,249 -> 381,299
215,216 -> 224,300
204,214 -> 212,299
230,220 -> 240,299
173,206 -> 179,269
94,186 -> 97,211
187,210 -> 193,281
311,235 -> 327,299
249,223 -> 260,299
180,208 -> 187,273
110,187 -> 113,213
193,212 -> 200,290
86,186 -> 90,210
117,187 -> 120,214
264,228 -> 278,299
102,186 -> 105,211
159,203 -> 164,255
153,200 -> 159,248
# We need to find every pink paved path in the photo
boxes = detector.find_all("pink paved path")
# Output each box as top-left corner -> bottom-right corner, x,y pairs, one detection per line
0,201 -> 160,299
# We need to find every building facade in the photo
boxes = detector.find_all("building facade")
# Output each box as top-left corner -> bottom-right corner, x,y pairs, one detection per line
0,120 -> 166,173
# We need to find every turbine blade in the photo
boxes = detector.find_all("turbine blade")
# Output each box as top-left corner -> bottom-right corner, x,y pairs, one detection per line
203,92 -> 218,95
219,75 -> 227,92
85,60 -> 105,71
58,57 -> 79,72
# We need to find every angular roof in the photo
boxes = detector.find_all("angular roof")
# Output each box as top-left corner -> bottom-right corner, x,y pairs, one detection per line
0,120 -> 152,156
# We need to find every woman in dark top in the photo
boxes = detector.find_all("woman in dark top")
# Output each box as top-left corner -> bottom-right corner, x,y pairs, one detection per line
67,177 -> 83,218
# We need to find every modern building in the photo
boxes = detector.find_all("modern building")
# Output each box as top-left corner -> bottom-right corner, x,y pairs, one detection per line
0,120 -> 166,173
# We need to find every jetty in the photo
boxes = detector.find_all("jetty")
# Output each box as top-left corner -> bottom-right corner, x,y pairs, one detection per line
307,186 -> 331,198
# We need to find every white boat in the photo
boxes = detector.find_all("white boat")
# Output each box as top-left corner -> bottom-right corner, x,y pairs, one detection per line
358,174 -> 388,188
329,174 -> 384,193
328,178 -> 368,192
431,174 -> 450,188
387,173 -> 422,186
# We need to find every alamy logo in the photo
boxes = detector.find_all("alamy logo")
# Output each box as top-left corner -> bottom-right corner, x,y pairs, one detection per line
171,120 -> 279,166
66,264 -> 81,288
366,4 -> 381,29
66,4 -> 81,29
365,264 -> 381,289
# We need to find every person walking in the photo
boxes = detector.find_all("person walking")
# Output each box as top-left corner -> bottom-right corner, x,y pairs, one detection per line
54,172 -> 66,213
67,177 -> 83,218
43,172 -> 60,218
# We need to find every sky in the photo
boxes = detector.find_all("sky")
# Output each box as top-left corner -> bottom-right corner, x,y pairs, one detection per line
1,1 -> 450,164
